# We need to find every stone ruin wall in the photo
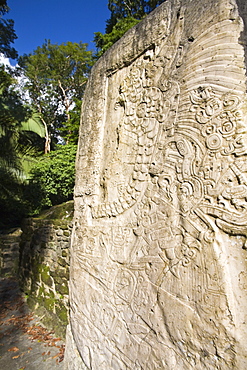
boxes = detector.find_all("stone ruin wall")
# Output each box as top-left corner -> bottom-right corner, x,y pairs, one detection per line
0,228 -> 21,277
65,0 -> 247,368
18,202 -> 73,338
0,203 -> 73,338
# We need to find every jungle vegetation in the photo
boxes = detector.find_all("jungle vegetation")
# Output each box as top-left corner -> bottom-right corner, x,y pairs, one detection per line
0,0 -> 165,227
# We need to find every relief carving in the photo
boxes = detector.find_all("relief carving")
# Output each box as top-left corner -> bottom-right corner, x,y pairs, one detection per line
67,1 -> 247,369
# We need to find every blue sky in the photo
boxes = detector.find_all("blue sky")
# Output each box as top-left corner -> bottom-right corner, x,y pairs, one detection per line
5,0 -> 110,58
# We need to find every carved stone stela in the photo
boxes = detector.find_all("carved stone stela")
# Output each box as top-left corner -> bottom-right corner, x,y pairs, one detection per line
66,0 -> 247,368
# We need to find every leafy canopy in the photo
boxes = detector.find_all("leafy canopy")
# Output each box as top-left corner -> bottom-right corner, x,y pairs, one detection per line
18,41 -> 94,150
0,0 -> 18,59
26,144 -> 77,214
94,0 -> 166,57
0,64 -> 46,227
0,65 -> 31,171
94,17 -> 140,58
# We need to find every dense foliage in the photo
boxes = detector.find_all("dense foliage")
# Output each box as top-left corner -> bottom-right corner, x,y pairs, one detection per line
25,145 -> 77,214
18,41 -> 93,152
0,65 -> 36,228
94,0 -> 165,56
0,0 -> 168,228
106,0 -> 165,32
0,0 -> 18,58
0,13 -> 92,226
0,66 -> 31,164
94,17 -> 140,58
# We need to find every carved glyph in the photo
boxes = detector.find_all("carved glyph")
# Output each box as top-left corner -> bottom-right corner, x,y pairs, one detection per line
66,0 -> 247,369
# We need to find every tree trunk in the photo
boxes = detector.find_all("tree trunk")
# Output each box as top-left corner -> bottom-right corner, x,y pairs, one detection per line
40,116 -> 50,154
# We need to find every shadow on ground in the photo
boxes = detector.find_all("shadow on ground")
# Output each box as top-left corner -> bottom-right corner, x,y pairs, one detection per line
0,277 -> 65,370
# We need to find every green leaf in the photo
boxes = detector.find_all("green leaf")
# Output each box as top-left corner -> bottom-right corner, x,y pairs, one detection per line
21,113 -> 46,138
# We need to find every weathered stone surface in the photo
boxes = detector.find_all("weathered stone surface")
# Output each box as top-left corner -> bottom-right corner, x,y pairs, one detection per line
66,0 -> 247,368
0,228 -> 21,277
19,201 -> 73,338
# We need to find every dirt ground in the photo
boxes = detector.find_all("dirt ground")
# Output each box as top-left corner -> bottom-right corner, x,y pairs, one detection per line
0,277 -> 65,370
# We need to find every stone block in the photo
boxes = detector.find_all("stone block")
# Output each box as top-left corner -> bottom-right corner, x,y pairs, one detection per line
55,300 -> 68,324
18,204 -> 71,338
67,0 -> 247,368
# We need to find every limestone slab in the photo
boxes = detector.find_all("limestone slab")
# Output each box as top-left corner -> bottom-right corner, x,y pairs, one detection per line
66,0 -> 247,368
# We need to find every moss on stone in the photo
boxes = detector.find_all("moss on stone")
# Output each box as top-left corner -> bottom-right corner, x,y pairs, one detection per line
30,280 -> 40,296
48,289 -> 55,298
52,273 -> 69,295
55,300 -> 68,325
47,242 -> 57,249
40,265 -> 53,286
38,284 -> 45,297
55,281 -> 69,295
35,201 -> 74,221
51,266 -> 69,279
57,257 -> 67,268
27,296 -> 38,310
44,297 -> 55,311
60,224 -> 69,230
18,200 -> 72,338
31,259 -> 42,275
62,250 -> 68,258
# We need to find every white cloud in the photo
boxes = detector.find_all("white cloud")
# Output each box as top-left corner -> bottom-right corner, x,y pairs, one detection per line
0,54 -> 12,67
